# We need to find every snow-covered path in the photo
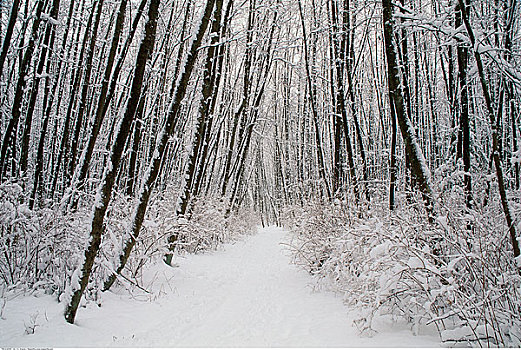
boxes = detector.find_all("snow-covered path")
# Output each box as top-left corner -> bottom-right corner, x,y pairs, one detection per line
1,227 -> 440,347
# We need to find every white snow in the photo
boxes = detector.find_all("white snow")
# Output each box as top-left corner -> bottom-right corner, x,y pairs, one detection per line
0,227 -> 441,347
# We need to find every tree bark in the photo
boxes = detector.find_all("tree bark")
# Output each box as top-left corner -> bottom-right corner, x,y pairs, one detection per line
0,0 -> 21,77
51,2 -> 96,195
297,0 -> 332,199
64,0 -> 161,323
382,0 -> 434,218
100,0 -> 217,275
0,0 -> 46,180
456,0 -> 472,209
72,0 -> 129,191
457,0 -> 520,259
177,0 -> 225,218
67,0 -> 106,189
29,0 -> 62,208
21,0 -> 61,176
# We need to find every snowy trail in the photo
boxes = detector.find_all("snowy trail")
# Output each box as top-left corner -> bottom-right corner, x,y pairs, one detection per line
1,227 -> 440,347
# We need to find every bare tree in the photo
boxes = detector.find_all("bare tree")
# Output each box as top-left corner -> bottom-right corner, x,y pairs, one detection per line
64,0 -> 162,323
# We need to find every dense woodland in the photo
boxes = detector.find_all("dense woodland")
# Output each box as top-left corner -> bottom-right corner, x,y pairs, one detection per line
0,0 -> 520,345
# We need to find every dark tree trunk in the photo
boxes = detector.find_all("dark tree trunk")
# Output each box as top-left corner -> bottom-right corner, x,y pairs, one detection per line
0,0 -> 21,77
21,0 -> 61,176
29,0 -> 61,208
75,0 -> 128,182
389,100 -> 397,210
297,0 -> 332,199
456,0 -> 472,209
343,0 -> 369,201
100,0 -> 217,277
330,0 -> 359,202
382,0 -> 434,218
0,0 -> 46,180
457,0 -> 520,260
192,0 -> 233,197
64,0 -> 161,323
71,0 -> 146,205
51,2 -> 96,195
67,0 -> 106,190
177,0 -> 225,218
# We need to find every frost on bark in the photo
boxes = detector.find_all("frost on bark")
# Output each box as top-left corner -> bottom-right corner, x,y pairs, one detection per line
99,0 -> 217,275
176,0 -> 225,220
297,0 -> 332,200
70,0 -> 148,207
64,0 -> 161,323
0,0 -> 45,180
382,0 -> 434,217
0,0 -> 20,76
456,0 -> 472,210
457,0 -> 520,260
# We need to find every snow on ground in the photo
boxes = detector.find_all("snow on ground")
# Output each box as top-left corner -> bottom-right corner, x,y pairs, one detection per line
0,226 -> 441,347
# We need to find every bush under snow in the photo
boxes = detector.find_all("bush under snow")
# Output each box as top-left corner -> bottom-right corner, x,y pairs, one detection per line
282,199 -> 521,347
0,182 -> 258,307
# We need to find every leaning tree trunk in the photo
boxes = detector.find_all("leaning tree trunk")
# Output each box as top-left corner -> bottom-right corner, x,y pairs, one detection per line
70,0 -> 148,207
457,0 -> 520,260
21,0 -> 62,176
67,0 -> 105,191
176,0 -> 224,219
64,0 -> 161,323
51,2 -> 96,196
227,8 -> 277,214
192,0 -> 233,197
221,0 -> 253,197
102,0 -> 217,284
382,0 -> 434,218
0,0 -> 21,77
0,0 -> 46,180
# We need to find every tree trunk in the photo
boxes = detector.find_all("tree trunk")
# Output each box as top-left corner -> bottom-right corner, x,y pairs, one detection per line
67,0 -> 106,190
70,0 -> 148,206
21,0 -> 62,176
329,0 -> 359,202
389,100 -> 397,210
51,2 -> 96,195
177,0 -> 225,218
297,0 -> 332,199
29,0 -> 61,208
382,0 -> 434,218
0,0 -> 46,180
0,0 -> 21,77
457,0 -> 520,260
456,0 -> 472,209
101,0 -> 216,276
64,0 -> 161,323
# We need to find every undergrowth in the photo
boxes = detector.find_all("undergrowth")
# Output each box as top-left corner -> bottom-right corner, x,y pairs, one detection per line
281,190 -> 521,347
0,182 -> 258,306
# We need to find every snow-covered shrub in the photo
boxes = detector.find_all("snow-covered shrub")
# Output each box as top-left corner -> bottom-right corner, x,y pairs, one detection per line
175,197 -> 259,254
0,182 -> 90,299
176,197 -> 228,253
226,204 -> 259,239
99,189 -> 259,290
282,200 -> 521,347
0,178 -> 259,303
